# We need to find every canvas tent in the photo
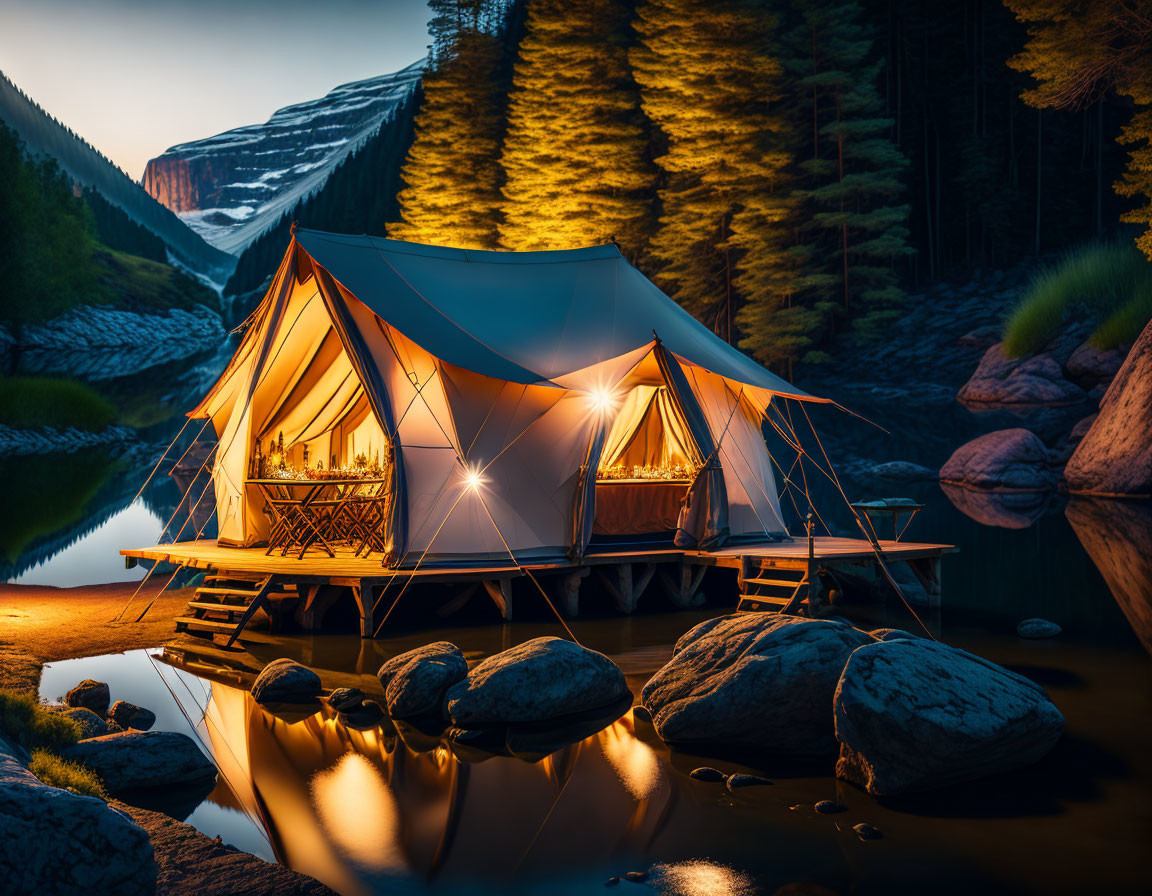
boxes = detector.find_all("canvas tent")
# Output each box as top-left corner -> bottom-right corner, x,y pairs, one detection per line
190,228 -> 829,567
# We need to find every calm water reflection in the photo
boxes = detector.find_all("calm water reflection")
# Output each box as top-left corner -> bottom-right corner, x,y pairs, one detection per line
16,364 -> 1152,893
40,594 -> 1152,896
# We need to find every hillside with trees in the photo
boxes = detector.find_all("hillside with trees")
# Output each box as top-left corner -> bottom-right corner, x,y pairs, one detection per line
225,0 -> 1148,375
0,69 -> 233,279
0,122 -> 218,327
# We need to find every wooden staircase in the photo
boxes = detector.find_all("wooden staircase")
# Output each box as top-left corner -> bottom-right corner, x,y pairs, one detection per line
736,557 -> 810,615
175,572 -> 293,647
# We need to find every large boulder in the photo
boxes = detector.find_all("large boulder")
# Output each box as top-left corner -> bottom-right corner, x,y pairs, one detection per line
250,659 -> 322,705
64,730 -> 217,793
834,638 -> 1065,795
1065,319 -> 1152,497
939,429 -> 1058,491
65,679 -> 110,716
1064,339 -> 1127,389
1,734 -> 157,895
377,641 -> 468,721
107,701 -> 156,732
445,637 -> 629,727
58,707 -> 109,739
641,615 -> 875,755
958,342 -> 1087,407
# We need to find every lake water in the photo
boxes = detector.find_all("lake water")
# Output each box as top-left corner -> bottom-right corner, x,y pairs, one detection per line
11,352 -> 1152,894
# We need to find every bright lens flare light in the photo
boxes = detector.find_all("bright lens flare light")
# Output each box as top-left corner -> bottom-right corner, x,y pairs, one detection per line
461,464 -> 486,493
584,384 -> 621,417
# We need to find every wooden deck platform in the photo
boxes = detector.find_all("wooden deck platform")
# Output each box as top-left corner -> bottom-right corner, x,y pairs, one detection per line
123,536 -> 955,639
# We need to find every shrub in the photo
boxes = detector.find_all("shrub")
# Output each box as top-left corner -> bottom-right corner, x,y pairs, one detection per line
0,377 -> 117,431
0,690 -> 82,752
1003,241 -> 1152,357
30,749 -> 106,799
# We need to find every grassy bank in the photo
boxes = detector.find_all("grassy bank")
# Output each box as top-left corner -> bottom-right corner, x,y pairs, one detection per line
1003,241 -> 1152,357
0,377 -> 116,431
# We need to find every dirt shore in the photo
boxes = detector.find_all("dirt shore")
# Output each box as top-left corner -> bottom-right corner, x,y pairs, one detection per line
0,581 -> 192,692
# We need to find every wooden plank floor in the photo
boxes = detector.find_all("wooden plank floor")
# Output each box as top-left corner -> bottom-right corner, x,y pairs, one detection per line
123,535 -> 955,580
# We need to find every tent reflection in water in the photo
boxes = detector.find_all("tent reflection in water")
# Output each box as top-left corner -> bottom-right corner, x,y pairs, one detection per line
204,682 -> 675,890
190,227 -> 828,567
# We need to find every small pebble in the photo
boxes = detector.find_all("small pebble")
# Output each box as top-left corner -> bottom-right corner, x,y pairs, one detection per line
726,773 -> 773,791
689,767 -> 726,782
625,871 -> 649,883
814,800 -> 847,814
788,804 -> 804,811
1016,618 -> 1062,639
853,822 -> 883,840
632,705 -> 652,723
605,878 -> 621,887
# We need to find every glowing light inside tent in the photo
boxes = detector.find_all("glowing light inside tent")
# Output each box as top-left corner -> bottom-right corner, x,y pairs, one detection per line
584,383 -> 621,417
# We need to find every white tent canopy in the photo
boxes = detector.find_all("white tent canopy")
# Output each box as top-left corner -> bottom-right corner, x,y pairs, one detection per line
192,229 -> 828,566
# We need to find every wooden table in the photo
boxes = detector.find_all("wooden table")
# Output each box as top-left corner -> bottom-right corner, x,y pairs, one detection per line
250,477 -> 389,558
850,498 -> 924,542
593,479 -> 691,535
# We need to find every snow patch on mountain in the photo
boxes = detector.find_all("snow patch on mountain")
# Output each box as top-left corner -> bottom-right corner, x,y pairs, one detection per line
142,59 -> 423,256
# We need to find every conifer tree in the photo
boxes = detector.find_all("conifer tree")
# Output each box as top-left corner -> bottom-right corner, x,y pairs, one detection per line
784,0 -> 912,341
498,0 -> 656,257
631,0 -> 814,367
1006,0 -> 1152,259
391,1 -> 515,249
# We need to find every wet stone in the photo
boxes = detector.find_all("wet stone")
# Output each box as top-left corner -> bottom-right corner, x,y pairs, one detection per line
59,706 -> 108,739
605,877 -> 621,887
624,871 -> 649,883
107,700 -> 156,731
338,700 -> 385,731
853,822 -> 883,840
65,679 -> 110,716
327,687 -> 366,712
814,800 -> 847,814
251,659 -> 322,705
726,773 -> 773,790
689,767 -> 726,782
632,705 -> 652,723
1017,618 -> 1062,639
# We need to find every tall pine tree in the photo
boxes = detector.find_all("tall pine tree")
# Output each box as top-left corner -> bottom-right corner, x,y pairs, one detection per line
498,0 -> 656,257
391,1 -> 516,249
1006,0 -> 1152,259
784,0 -> 912,342
631,0 -> 815,369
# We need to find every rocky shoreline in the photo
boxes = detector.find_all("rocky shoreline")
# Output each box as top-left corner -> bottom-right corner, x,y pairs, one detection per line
0,422 -> 137,457
0,304 -> 225,381
800,262 -> 1151,507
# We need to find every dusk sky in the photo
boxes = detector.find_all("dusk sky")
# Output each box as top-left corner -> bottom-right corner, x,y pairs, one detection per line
0,0 -> 431,179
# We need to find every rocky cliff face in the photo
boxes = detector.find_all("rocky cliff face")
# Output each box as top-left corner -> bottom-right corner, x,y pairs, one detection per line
142,60 -> 423,256
1064,318 -> 1152,497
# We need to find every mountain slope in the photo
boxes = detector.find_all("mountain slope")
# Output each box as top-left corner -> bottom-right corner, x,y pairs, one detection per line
224,85 -> 421,299
0,69 -> 233,280
143,59 -> 424,256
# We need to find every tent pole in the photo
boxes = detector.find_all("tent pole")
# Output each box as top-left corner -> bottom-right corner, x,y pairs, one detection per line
127,414 -> 196,509
795,401 -> 937,641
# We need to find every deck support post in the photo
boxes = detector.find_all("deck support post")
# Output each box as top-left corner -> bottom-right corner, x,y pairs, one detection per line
351,580 -> 376,639
297,584 -> 344,632
658,560 -> 706,609
482,578 -> 513,621
556,567 -> 589,616
907,556 -> 942,609
597,563 -> 636,614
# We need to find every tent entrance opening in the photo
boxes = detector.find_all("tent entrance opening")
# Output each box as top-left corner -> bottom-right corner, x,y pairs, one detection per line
592,384 -> 695,540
